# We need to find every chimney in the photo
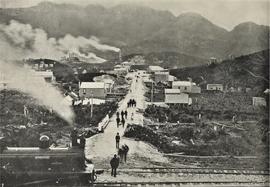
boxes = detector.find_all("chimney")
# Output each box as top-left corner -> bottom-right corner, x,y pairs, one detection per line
119,50 -> 122,62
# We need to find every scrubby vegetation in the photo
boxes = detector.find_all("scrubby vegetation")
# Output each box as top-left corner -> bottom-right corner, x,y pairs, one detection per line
144,91 -> 268,122
73,102 -> 118,127
124,120 -> 269,157
170,50 -> 269,94
140,50 -> 269,157
0,90 -> 118,147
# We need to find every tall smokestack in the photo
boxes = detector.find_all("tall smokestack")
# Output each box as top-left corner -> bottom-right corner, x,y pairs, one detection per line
119,50 -> 122,62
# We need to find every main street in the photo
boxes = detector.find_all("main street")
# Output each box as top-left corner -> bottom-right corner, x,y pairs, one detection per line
85,72 -> 168,170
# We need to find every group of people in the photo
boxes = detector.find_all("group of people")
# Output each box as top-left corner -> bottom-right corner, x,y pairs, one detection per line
110,132 -> 130,177
127,99 -> 137,108
116,111 -> 127,128
118,144 -> 129,163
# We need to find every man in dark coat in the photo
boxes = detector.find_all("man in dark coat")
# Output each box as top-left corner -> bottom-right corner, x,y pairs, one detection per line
122,144 -> 129,163
110,154 -> 120,177
121,118 -> 125,127
124,110 -> 128,119
115,133 -> 120,149
121,111 -> 125,119
116,117 -> 120,127
118,147 -> 124,162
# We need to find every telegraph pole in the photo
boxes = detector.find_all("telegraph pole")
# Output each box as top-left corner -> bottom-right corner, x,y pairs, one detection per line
90,91 -> 93,118
151,81 -> 154,103
0,74 -> 7,127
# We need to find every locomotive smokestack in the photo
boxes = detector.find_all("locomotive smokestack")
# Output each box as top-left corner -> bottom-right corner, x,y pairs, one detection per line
39,135 -> 50,149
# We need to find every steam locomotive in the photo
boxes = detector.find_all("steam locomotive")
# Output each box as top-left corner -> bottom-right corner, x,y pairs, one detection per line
0,132 -> 95,186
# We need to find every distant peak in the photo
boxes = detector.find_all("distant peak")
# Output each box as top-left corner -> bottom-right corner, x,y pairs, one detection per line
236,21 -> 258,27
232,21 -> 268,31
177,12 -> 211,24
178,12 -> 204,19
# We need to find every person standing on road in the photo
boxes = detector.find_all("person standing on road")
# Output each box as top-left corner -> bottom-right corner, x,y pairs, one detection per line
118,147 -> 124,162
121,111 -> 124,120
122,144 -> 129,163
116,112 -> 120,119
130,99 -> 134,107
116,117 -> 120,127
115,132 -> 120,149
124,110 -> 128,119
110,154 -> 120,177
121,118 -> 125,127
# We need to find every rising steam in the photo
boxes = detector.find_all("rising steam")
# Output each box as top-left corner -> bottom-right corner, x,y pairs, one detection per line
0,61 -> 74,124
0,20 -> 120,62
0,20 -> 121,124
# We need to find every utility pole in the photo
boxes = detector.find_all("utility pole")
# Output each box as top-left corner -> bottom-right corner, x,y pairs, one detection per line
90,91 -> 93,118
0,72 -> 7,127
151,81 -> 154,103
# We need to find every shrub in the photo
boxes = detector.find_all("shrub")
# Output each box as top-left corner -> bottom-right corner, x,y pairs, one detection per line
174,127 -> 194,141
201,127 -> 218,142
178,114 -> 195,123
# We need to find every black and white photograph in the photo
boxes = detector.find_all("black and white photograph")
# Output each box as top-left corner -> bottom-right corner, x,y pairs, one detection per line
0,0 -> 269,186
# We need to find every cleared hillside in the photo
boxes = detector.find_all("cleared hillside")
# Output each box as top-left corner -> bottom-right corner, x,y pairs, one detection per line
170,50 -> 269,94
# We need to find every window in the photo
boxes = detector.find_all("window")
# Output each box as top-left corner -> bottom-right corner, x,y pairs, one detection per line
83,89 -> 86,94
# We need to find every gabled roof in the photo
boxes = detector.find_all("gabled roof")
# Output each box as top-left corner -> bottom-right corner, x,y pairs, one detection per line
154,71 -> 169,75
149,66 -> 164,71
165,89 -> 181,94
80,82 -> 105,89
35,71 -> 54,77
207,84 -> 223,86
172,81 -> 194,87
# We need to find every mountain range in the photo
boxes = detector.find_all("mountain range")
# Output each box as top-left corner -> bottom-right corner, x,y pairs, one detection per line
0,2 -> 269,62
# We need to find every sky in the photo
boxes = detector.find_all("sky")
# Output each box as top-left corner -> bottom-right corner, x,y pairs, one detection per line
0,0 -> 269,30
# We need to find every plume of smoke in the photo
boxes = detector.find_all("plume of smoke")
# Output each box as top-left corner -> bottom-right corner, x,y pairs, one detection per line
0,20 -> 120,123
58,34 -> 120,53
0,61 -> 74,124
0,20 -> 120,61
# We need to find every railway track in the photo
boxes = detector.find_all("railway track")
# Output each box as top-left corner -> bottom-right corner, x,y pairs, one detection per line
93,181 -> 268,187
100,167 -> 269,176
93,167 -> 269,186
20,167 -> 268,186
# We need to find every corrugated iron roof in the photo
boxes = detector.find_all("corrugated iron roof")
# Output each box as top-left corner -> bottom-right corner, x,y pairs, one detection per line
165,89 -> 181,94
80,82 -> 105,89
172,81 -> 194,87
